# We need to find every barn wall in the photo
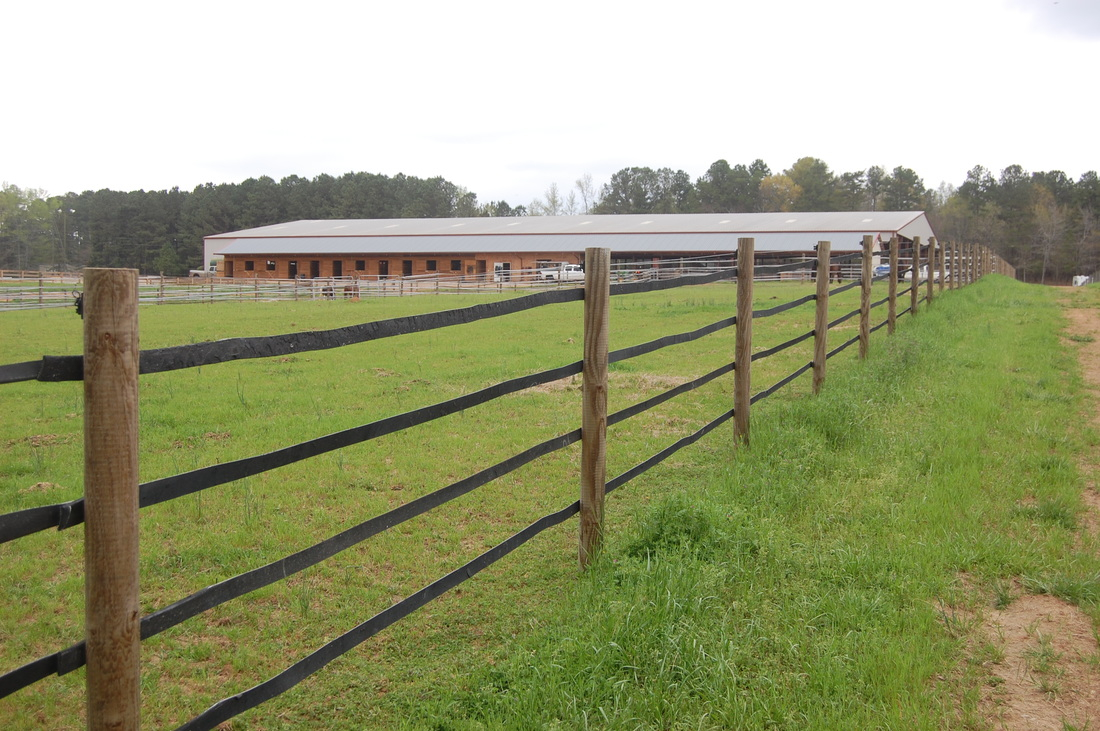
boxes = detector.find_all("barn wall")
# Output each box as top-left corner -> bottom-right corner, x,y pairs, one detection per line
219,252 -> 585,280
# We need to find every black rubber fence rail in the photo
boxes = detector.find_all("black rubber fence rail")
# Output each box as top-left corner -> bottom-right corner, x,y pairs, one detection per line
1,255 -> 864,386
174,499 -> 583,731
826,334 -> 861,359
0,359 -> 583,544
0,304 -> 749,544
754,292 -> 818,319
0,428 -> 583,699
751,362 -> 816,404
828,307 -> 862,329
0,251 -> 879,703
751,329 -> 815,362
828,280 -> 862,297
1,288 -> 586,384
0,350 -> 742,697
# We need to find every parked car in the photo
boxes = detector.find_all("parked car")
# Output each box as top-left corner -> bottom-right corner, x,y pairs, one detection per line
873,264 -> 891,278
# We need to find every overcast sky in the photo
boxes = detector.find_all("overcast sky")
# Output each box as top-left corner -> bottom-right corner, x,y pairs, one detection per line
4,0 -> 1097,208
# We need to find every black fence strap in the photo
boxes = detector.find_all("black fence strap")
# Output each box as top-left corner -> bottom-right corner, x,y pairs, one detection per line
827,280 -> 861,297
754,292 -> 817,319
828,308 -> 861,329
608,268 -> 735,297
751,329 -> 814,362
175,500 -> 581,731
0,429 -> 583,697
0,500 -> 83,544
870,294 -> 890,310
607,408 -> 735,494
141,428 -> 581,639
1,262 -> 859,385
826,334 -> 861,359
609,317 -> 735,365
0,361 -> 584,544
4,289 -> 588,384
607,363 -> 735,428
751,362 -> 814,404
0,360 -> 44,385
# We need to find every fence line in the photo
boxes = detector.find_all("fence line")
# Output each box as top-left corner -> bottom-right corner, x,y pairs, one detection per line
0,241 -> 1009,729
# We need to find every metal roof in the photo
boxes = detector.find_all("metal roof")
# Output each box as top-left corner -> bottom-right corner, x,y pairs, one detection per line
207,212 -> 935,257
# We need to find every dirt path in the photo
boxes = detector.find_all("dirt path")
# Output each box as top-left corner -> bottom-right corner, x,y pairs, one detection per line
972,296 -> 1100,730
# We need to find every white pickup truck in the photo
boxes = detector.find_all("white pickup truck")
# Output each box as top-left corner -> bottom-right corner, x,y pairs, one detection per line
189,262 -> 219,277
538,263 -> 584,282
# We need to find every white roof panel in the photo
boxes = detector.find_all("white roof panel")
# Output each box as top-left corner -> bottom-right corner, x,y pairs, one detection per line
208,212 -> 935,256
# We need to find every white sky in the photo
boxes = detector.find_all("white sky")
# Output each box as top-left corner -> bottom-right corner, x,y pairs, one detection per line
3,0 -> 1097,208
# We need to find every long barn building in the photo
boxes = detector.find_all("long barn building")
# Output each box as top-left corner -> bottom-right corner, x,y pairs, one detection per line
202,212 -> 937,280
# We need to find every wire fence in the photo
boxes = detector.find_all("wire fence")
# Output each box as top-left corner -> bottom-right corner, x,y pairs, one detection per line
0,237 -> 1010,729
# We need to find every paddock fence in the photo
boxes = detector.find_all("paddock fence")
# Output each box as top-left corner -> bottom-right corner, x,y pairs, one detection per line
0,236 -> 1011,729
0,251 -> 921,313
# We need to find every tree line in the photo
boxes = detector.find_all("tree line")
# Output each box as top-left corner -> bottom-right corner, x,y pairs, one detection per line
2,158 -> 1098,282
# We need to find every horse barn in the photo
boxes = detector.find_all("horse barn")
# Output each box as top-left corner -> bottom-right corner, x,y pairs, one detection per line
201,211 -> 937,281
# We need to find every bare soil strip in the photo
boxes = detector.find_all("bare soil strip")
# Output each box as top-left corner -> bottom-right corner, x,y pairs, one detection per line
973,299 -> 1100,730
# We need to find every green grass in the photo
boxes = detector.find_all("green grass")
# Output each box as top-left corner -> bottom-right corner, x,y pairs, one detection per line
2,277 -> 1098,729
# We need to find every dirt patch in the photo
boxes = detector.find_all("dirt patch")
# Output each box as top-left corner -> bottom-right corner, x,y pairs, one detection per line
969,298 -> 1100,730
977,592 -> 1100,729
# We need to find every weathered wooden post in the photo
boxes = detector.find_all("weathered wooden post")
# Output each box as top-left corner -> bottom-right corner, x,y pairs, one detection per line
926,237 -> 936,305
887,235 -> 899,334
935,236 -> 945,295
944,241 -> 953,290
83,268 -> 141,731
734,238 -> 754,444
579,247 -> 609,569
859,234 -> 872,359
812,241 -> 830,394
910,235 -> 921,315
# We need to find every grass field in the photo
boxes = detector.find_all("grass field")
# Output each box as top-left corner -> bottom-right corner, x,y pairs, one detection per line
2,277 -> 1098,729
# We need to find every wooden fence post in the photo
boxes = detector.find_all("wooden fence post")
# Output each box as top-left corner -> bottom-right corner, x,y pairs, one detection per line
911,235 -> 921,315
926,237 -> 936,305
944,241 -> 953,290
937,239 -> 946,296
859,234 -> 872,359
813,241 -> 830,394
579,247 -> 610,569
734,238 -> 754,444
83,268 -> 141,731
887,235 -> 899,334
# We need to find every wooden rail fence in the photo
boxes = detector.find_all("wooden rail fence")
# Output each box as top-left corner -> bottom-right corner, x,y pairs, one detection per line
0,240 -> 1010,729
